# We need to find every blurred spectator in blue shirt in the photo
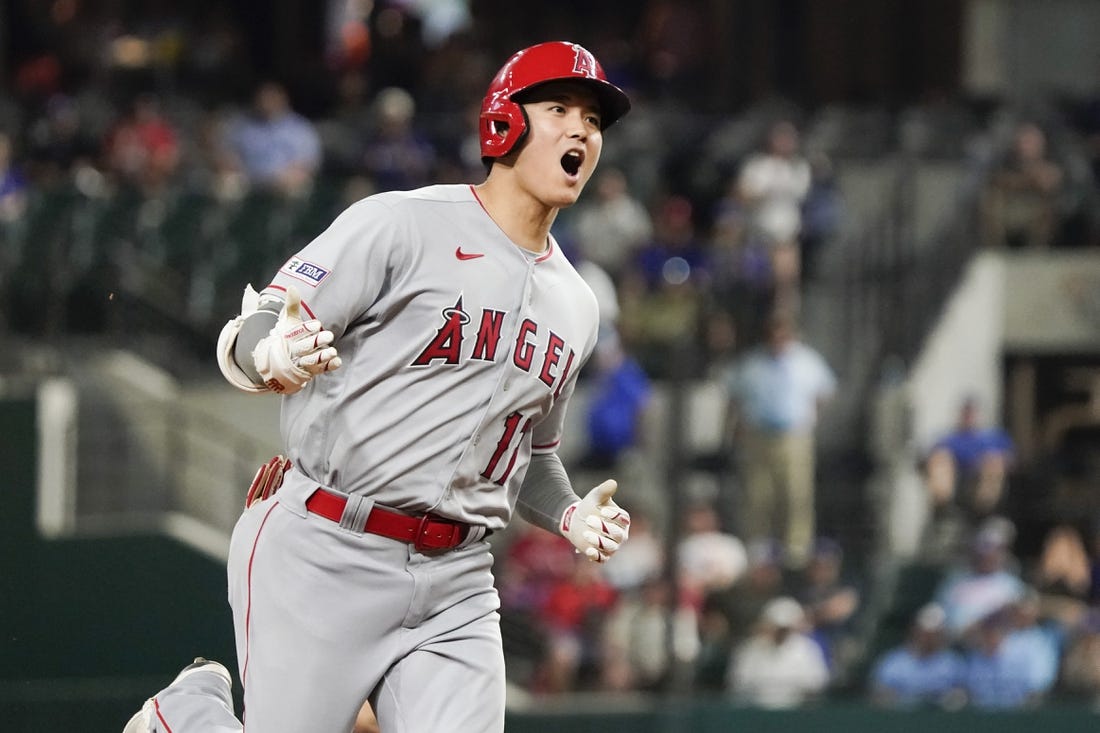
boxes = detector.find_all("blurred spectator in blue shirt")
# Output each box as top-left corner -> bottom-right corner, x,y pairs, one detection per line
869,602 -> 966,709
0,132 -> 28,223
962,602 -> 1055,709
724,310 -> 836,566
222,81 -> 321,198
923,395 -> 1015,557
934,521 -> 1026,640
999,587 -> 1063,696
578,331 -> 652,472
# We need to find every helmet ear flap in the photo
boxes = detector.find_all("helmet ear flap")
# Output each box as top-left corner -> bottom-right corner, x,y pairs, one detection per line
479,100 -> 529,159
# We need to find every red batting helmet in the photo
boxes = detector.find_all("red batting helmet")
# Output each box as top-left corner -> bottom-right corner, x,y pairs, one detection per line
479,41 -> 631,160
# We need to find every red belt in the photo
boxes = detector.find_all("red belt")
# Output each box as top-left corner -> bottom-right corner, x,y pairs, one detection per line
305,489 -> 471,551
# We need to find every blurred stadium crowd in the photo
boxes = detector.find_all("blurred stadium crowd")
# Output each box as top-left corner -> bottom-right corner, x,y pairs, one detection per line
6,0 -> 1100,714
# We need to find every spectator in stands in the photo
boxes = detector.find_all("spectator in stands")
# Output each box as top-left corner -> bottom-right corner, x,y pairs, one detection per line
179,5 -> 252,106
798,151 -> 844,284
576,330 -> 653,474
794,537 -> 862,674
707,180 -> 775,350
981,120 -> 1064,249
220,80 -> 322,198
617,194 -> 710,379
869,602 -> 966,709
999,587 -> 1063,698
0,131 -> 29,222
0,130 -> 27,333
673,503 -> 750,689
1089,521 -> 1100,605
102,93 -> 181,195
600,576 -> 676,692
696,538 -> 788,691
726,596 -> 829,708
495,521 -> 580,691
636,0 -> 713,103
723,309 -> 836,567
961,602 -> 1055,709
1032,523 -> 1094,630
497,521 -> 577,621
315,69 -> 375,179
736,119 -> 812,310
24,93 -> 100,187
360,86 -> 438,192
532,555 -> 619,694
1059,609 -> 1100,707
934,521 -> 1026,640
570,244 -> 621,339
922,395 -> 1015,558
571,166 -> 654,282
676,502 -> 748,615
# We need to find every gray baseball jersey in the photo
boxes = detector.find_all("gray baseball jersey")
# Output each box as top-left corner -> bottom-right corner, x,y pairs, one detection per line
268,183 -> 599,528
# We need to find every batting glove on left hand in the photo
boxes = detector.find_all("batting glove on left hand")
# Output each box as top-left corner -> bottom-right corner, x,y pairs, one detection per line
560,479 -> 631,563
252,285 -> 341,394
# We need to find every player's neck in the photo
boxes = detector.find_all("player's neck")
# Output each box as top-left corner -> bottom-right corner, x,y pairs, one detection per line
474,178 -> 556,254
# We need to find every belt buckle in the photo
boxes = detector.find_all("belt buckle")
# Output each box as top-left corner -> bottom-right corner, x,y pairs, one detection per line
413,514 -> 459,552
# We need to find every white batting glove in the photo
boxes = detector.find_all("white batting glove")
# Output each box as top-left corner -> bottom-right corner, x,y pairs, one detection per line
217,284 -> 266,393
560,480 -> 631,563
252,285 -> 341,394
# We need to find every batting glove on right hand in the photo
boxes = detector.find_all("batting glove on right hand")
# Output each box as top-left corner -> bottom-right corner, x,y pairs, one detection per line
560,480 -> 631,563
252,285 -> 342,395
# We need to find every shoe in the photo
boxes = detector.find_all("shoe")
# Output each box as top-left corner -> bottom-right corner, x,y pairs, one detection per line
122,658 -> 232,732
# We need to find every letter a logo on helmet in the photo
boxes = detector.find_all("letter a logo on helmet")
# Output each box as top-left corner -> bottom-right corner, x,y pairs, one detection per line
572,47 -> 598,79
479,41 -> 631,161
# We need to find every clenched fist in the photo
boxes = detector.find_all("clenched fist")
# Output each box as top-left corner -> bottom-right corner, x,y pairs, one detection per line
252,285 -> 342,394
560,480 -> 631,563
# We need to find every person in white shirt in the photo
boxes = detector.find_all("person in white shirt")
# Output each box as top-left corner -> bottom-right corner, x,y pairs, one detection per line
727,596 -> 830,708
736,119 -> 811,306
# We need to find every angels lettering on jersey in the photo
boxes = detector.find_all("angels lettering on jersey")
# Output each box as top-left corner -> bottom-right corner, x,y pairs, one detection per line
412,295 -> 576,397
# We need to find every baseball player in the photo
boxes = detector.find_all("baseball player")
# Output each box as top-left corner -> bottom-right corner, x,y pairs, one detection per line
124,40 -> 632,733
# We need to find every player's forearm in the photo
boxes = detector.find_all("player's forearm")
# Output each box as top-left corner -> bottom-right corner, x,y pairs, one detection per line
515,453 -> 578,535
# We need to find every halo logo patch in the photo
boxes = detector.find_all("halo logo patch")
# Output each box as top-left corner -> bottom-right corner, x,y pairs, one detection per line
280,257 -> 330,287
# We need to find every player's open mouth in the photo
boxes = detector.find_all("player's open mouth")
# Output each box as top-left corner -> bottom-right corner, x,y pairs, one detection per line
561,150 -> 583,177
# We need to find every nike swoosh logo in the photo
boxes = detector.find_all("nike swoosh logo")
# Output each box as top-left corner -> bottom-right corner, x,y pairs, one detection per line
455,247 -> 484,261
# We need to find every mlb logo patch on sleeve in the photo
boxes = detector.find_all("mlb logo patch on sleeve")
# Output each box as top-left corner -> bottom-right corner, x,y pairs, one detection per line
280,257 -> 331,287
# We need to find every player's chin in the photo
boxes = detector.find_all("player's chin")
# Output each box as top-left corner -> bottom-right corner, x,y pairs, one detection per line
549,179 -> 590,207
549,190 -> 583,209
